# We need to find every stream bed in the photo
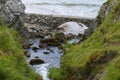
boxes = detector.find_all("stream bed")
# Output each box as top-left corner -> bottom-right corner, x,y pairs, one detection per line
26,38 -> 63,80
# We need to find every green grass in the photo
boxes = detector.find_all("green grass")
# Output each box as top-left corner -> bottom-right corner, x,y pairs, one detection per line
49,0 -> 120,80
0,19 -> 42,80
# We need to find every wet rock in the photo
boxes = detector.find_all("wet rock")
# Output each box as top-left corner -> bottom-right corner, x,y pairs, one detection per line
32,47 -> 39,52
41,38 -> 60,46
43,52 -> 50,54
35,56 -> 39,58
46,48 -> 54,53
29,59 -> 44,65
24,51 -> 30,57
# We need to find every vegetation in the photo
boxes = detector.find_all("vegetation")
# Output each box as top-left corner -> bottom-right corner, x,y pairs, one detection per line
0,0 -> 7,3
49,0 -> 120,80
0,19 -> 42,80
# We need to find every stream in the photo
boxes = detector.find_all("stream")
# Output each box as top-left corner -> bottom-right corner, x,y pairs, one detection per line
26,38 -> 63,80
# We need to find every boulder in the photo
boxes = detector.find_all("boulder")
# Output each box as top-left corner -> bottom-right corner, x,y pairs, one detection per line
57,22 -> 88,36
29,59 -> 44,65
0,0 -> 25,30
32,47 -> 39,52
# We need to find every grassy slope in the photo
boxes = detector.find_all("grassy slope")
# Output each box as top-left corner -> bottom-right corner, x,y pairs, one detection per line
0,19 -> 42,80
50,0 -> 120,80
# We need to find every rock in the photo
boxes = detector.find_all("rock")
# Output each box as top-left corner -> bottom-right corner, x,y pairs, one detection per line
54,32 -> 66,43
22,43 -> 32,49
35,56 -> 39,58
39,43 -> 47,48
43,52 -> 50,54
91,0 -> 118,32
0,0 -> 25,30
29,59 -> 44,65
41,38 -> 60,46
20,27 -> 31,38
43,49 -> 50,54
57,22 -> 88,36
24,51 -> 30,57
32,47 -> 39,52
38,32 -> 45,38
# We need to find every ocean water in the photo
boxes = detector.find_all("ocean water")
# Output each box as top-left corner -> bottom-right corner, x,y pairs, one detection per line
22,0 -> 107,18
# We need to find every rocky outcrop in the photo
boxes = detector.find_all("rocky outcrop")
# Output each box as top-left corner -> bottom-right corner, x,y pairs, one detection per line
91,0 -> 118,32
0,0 -> 25,30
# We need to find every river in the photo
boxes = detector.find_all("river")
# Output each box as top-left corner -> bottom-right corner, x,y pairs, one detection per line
22,0 -> 107,18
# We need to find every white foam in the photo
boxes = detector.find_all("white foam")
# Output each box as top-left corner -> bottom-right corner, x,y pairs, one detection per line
22,0 -> 107,18
32,63 -> 50,80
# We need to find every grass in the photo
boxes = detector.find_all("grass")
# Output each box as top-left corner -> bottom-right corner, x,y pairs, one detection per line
0,19 -> 42,80
49,0 -> 120,80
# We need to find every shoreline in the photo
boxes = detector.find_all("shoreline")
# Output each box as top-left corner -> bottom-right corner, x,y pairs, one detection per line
25,13 -> 96,19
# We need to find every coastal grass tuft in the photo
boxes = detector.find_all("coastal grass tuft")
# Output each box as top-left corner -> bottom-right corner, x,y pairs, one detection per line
0,19 -> 42,80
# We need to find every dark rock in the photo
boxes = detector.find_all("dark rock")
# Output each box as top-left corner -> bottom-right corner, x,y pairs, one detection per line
41,38 -> 60,46
35,56 -> 39,58
43,52 -> 50,54
29,59 -> 44,65
32,47 -> 39,52
46,48 -> 54,53
24,51 -> 30,57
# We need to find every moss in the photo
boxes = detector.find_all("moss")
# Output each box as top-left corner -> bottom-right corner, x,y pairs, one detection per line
0,19 -> 42,80
49,0 -> 120,80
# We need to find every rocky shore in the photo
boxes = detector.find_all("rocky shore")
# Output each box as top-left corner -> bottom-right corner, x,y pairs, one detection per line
25,13 -> 94,30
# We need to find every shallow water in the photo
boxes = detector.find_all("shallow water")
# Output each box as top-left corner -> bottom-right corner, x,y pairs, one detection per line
26,38 -> 63,80
22,0 -> 107,18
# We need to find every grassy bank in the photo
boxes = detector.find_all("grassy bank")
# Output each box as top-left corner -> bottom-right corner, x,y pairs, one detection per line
0,19 -> 42,80
49,0 -> 120,80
